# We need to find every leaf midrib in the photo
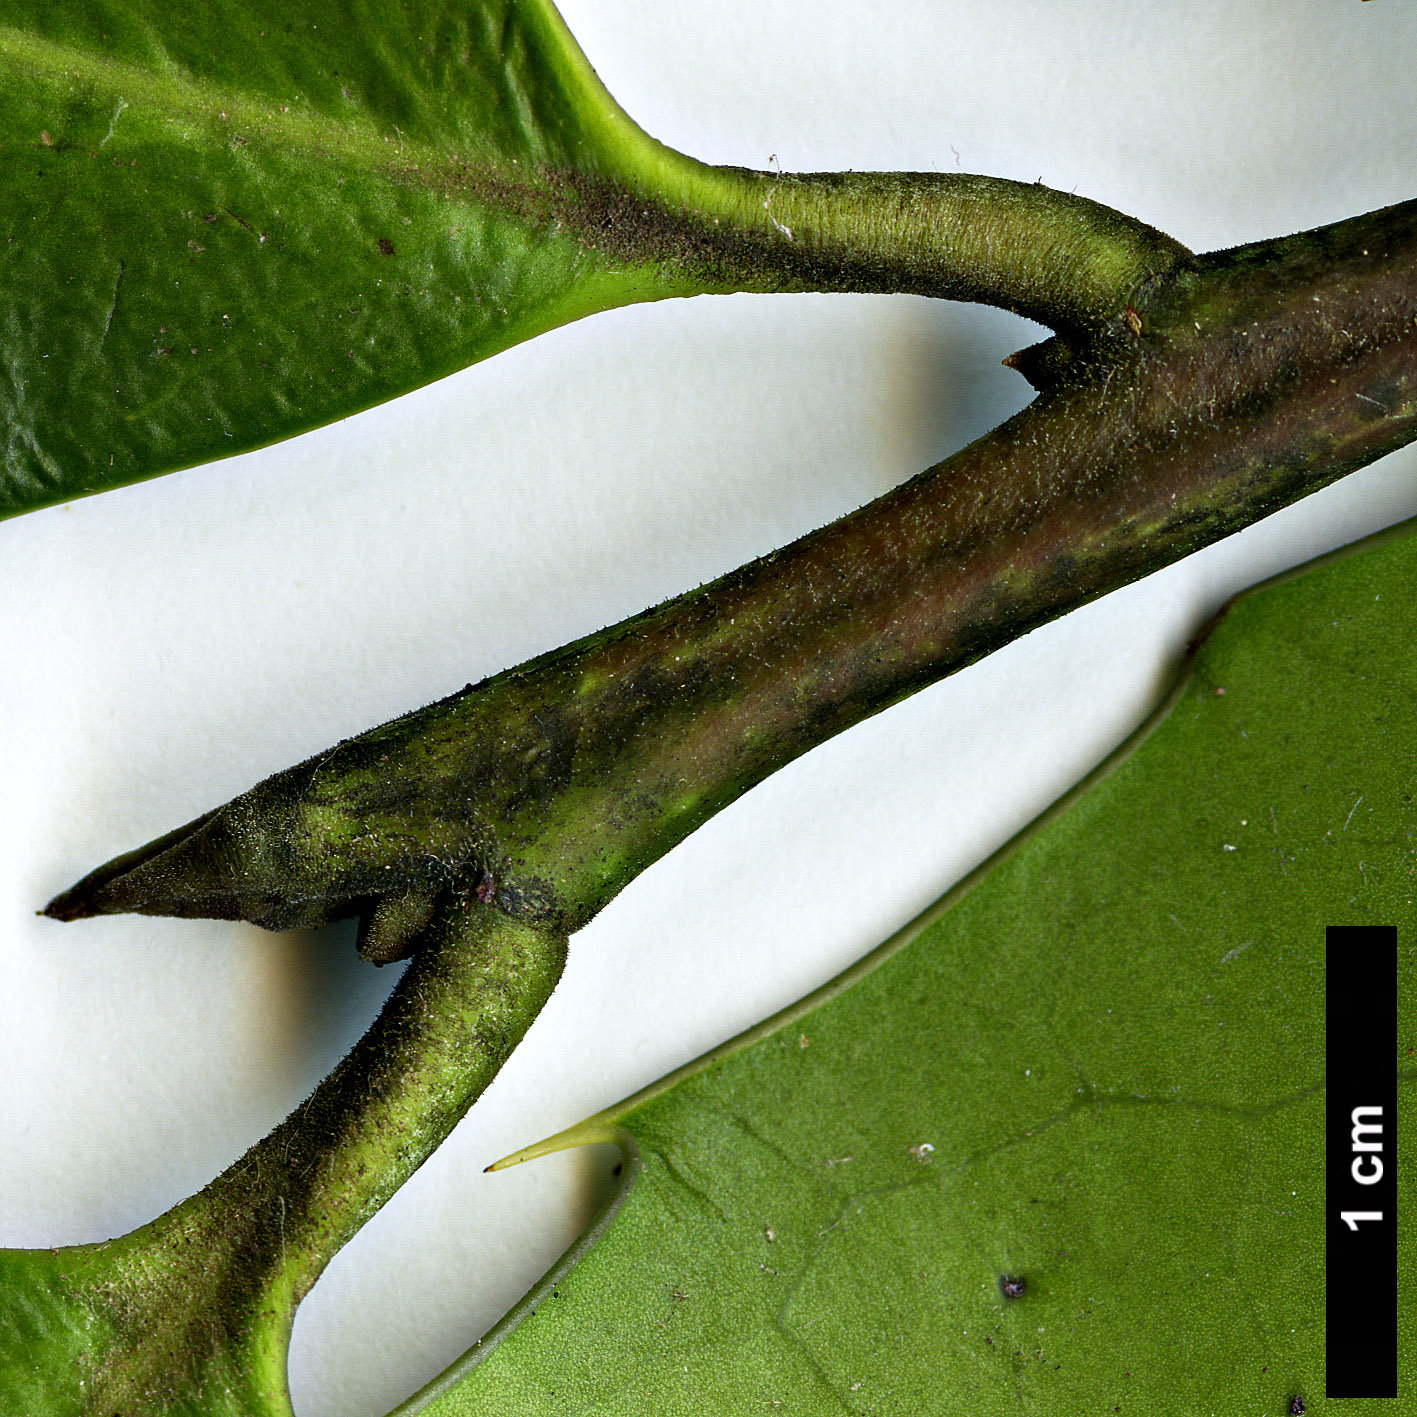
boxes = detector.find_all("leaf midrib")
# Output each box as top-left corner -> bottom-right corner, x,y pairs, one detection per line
0,24 -> 511,180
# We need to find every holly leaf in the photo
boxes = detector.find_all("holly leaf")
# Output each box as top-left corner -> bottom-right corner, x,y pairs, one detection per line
0,0 -> 1202,524
404,522 -> 1416,1414
0,0 -> 707,519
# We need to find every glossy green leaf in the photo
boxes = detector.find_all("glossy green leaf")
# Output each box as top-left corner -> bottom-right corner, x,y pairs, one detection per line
408,523 -> 1416,1414
0,0 -> 1200,522
0,0 -> 709,519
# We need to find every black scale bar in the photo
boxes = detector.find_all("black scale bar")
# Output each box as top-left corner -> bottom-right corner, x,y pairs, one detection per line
1327,925 -> 1398,1399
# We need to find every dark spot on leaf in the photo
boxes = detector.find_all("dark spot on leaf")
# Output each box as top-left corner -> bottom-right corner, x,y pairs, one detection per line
1289,1399 -> 1305,1416
378,238 -> 395,256
999,1274 -> 1026,1300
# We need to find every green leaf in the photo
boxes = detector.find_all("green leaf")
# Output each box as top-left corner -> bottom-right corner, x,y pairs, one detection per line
0,0 -> 706,519
0,0 -> 1195,522
0,1242 -> 290,1417
406,523 -> 1416,1414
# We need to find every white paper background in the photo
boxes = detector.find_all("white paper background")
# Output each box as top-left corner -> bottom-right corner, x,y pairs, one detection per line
2,3 -> 1415,1414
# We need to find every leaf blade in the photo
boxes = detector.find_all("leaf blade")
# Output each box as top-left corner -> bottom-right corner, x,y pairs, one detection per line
0,0 -> 697,519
